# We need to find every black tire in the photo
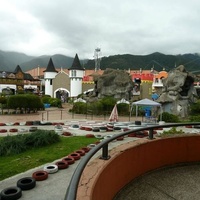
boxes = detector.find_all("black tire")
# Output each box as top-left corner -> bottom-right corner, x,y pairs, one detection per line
17,177 -> 36,190
1,186 -> 22,200
135,121 -> 141,125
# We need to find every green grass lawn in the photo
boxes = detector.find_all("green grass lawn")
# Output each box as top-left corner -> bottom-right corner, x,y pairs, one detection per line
0,136 -> 98,181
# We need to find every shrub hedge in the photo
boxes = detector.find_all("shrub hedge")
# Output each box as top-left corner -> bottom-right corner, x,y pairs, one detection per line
158,112 -> 179,123
7,94 -> 44,112
0,130 -> 60,156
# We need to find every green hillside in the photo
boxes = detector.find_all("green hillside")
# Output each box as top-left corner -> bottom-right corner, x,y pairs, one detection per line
0,50 -> 200,73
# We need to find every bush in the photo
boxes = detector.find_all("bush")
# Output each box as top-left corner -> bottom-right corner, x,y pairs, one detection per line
158,112 -> 179,123
99,97 -> 116,112
162,127 -> 184,136
49,98 -> 62,108
189,115 -> 200,122
7,94 -> 43,112
72,102 -> 87,114
88,101 -> 104,115
0,96 -> 7,104
0,130 -> 60,156
190,100 -> 200,115
25,130 -> 60,147
0,135 -> 27,156
41,95 -> 62,108
117,103 -> 130,115
41,95 -> 51,104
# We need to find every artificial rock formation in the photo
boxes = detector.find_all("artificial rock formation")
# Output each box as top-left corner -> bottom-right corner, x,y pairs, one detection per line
86,68 -> 134,101
157,65 -> 197,118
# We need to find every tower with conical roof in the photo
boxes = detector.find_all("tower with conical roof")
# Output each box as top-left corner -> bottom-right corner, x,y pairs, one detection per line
69,54 -> 85,97
43,58 -> 58,97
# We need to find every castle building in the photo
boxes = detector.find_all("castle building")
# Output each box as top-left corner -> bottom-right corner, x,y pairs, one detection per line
68,54 -> 85,97
43,58 -> 58,96
0,65 -> 40,95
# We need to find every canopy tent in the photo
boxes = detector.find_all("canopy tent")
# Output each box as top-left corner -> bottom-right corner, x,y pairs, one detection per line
74,98 -> 86,103
131,98 -> 162,121
117,98 -> 130,104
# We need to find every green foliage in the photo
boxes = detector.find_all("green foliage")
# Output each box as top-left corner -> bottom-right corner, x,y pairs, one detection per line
41,95 -> 62,108
72,102 -> 87,114
99,97 -> 117,112
190,100 -> 200,116
0,130 -> 60,156
88,101 -> 104,115
24,130 -> 60,147
158,112 -> 179,123
0,96 -> 7,104
162,127 -> 184,135
41,95 -> 51,104
189,115 -> 200,122
71,98 -> 131,115
7,94 -> 43,111
49,98 -> 62,107
85,53 -> 200,72
117,103 -> 130,115
0,135 -> 27,156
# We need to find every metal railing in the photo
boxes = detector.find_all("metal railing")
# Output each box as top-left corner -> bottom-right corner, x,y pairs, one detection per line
65,122 -> 200,200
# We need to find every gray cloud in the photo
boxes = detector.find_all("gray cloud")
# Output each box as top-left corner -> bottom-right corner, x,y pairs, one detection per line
0,0 -> 200,59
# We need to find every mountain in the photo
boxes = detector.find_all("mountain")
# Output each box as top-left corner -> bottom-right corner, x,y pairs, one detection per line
0,51 -> 86,72
20,54 -> 76,71
86,52 -> 200,73
0,50 -> 35,71
0,50 -> 200,73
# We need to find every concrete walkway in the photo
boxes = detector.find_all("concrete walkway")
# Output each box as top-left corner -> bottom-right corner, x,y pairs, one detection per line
114,163 -> 200,200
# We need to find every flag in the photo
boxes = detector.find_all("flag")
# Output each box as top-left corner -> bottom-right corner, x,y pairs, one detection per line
109,104 -> 118,122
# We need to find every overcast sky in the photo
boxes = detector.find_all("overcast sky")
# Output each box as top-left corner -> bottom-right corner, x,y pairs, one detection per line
0,0 -> 200,59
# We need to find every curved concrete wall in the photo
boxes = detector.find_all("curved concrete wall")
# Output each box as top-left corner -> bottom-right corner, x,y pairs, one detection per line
77,135 -> 200,200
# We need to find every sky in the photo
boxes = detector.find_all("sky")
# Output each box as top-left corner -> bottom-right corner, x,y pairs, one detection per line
0,0 -> 200,59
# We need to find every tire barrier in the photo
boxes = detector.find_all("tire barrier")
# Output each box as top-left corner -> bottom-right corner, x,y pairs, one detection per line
0,129 -> 7,133
85,127 -> 92,131
62,132 -> 72,136
142,131 -> 149,136
92,127 -> 100,132
68,153 -> 81,160
17,177 -> 36,190
25,121 -> 33,126
185,125 -> 193,128
75,150 -> 85,156
85,134 -> 95,138
32,121 -> 40,125
113,127 -> 121,131
135,121 -> 141,125
95,134 -> 103,139
81,147 -> 90,153
14,122 -> 20,126
55,160 -> 69,169
128,133 -> 136,137
116,136 -> 124,141
62,156 -> 75,165
9,128 -> 18,133
43,164 -> 58,174
32,170 -> 48,181
0,186 -> 22,200
87,144 -> 96,148
29,127 -> 38,132
99,127 -> 107,132
0,123 -> 6,126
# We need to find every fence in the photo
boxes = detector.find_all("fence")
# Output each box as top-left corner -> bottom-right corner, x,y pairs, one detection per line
40,109 -> 133,122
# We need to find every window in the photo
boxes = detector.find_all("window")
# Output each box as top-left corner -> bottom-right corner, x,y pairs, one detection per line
72,70 -> 76,77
